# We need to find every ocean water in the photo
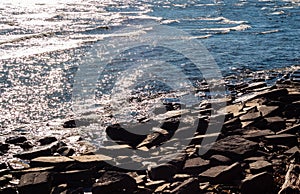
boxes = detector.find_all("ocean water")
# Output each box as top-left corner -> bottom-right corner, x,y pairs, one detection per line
0,0 -> 299,131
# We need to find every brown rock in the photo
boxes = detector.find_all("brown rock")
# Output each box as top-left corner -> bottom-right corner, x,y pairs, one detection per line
30,156 -> 74,168
170,178 -> 200,194
240,112 -> 261,122
204,135 -> 258,160
264,117 -> 286,131
242,128 -> 274,142
240,172 -> 274,194
54,169 -> 94,187
92,171 -> 137,194
182,157 -> 210,174
249,160 -> 273,174
199,162 -> 243,184
148,163 -> 177,181
18,172 -> 53,194
258,105 -> 279,117
209,155 -> 232,166
265,134 -> 298,147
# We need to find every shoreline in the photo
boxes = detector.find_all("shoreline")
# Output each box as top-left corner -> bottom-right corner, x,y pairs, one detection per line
0,65 -> 300,193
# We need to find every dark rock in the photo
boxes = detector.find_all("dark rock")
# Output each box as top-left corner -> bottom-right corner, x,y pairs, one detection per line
170,178 -> 200,194
209,155 -> 232,166
19,141 -> 34,150
92,171 -> 137,194
0,187 -> 17,194
148,163 -> 177,181
0,175 -> 12,187
249,160 -> 273,174
14,141 -> 60,160
264,117 -> 286,131
63,119 -> 90,128
199,162 -> 243,184
277,123 -> 300,135
38,137 -> 57,145
256,88 -> 288,100
240,172 -> 274,194
204,135 -> 258,160
222,117 -> 242,132
278,93 -> 300,103
283,101 -> 300,118
0,163 -> 7,170
18,172 -> 53,194
265,134 -> 298,147
53,169 -> 94,187
182,157 -> 210,174
5,136 -> 27,144
0,143 -> 9,153
56,146 -> 75,156
106,124 -> 146,148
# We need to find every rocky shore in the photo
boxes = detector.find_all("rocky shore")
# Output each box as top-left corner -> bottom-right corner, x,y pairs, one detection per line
0,67 -> 300,194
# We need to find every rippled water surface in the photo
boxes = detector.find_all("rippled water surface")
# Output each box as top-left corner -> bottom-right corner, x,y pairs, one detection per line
0,0 -> 299,130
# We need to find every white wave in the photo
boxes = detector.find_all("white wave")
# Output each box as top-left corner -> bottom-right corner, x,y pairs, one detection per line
160,19 -> 180,24
258,29 -> 280,34
196,16 -> 247,24
198,24 -> 251,32
269,10 -> 285,15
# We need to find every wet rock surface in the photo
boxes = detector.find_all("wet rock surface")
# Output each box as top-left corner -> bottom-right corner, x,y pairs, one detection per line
0,67 -> 299,193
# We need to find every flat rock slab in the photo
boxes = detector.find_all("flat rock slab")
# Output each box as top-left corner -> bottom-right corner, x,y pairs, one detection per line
170,178 -> 200,194
209,155 -> 232,166
240,112 -> 261,122
183,157 -> 210,174
30,156 -> 74,167
249,160 -> 273,174
18,172 -> 53,194
199,162 -> 242,184
71,154 -> 112,163
264,117 -> 286,131
265,134 -> 298,147
284,146 -> 300,155
92,171 -> 137,194
241,172 -> 274,194
205,135 -> 258,160
258,106 -> 279,117
242,129 -> 274,141
14,141 -> 60,160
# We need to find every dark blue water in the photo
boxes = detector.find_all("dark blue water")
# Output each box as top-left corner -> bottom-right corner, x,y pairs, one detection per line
0,0 -> 299,129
